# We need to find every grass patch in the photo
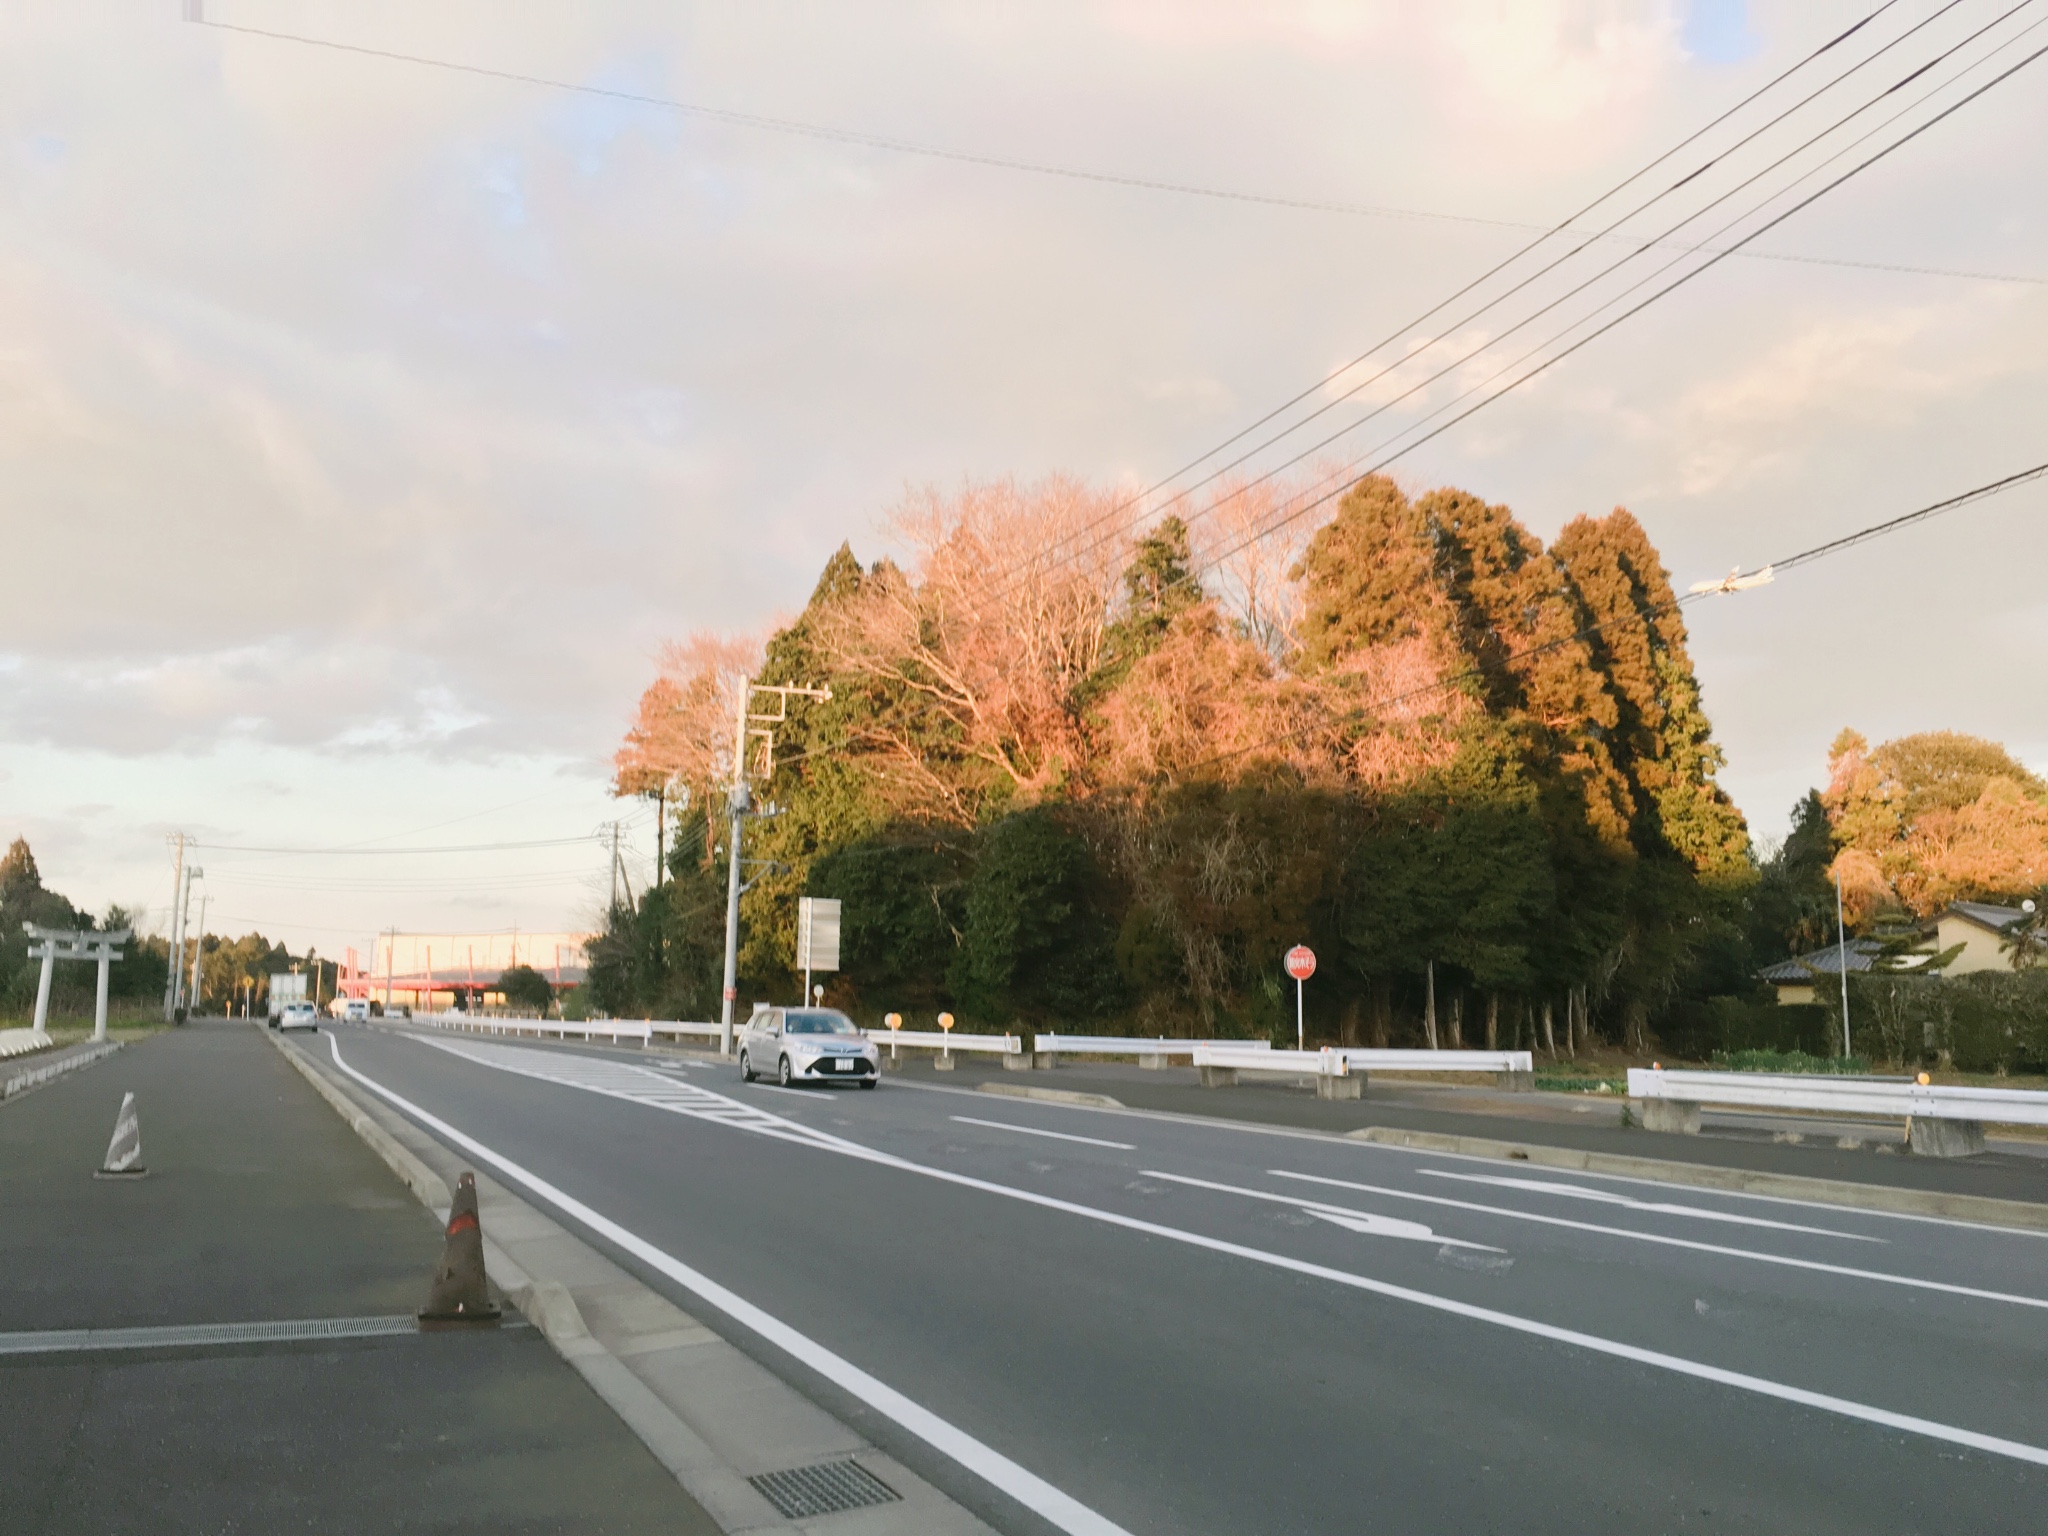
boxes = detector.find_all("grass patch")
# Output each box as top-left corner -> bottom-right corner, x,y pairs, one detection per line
1709,1048 -> 1870,1075
1533,1075 -> 1627,1094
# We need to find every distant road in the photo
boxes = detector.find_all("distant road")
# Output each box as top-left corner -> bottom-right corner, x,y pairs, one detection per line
334,1025 -> 2048,1535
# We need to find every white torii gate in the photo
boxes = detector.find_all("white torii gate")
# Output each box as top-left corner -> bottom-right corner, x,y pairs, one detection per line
23,924 -> 133,1043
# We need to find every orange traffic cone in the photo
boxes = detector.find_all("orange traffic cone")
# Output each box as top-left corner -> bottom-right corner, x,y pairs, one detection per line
417,1171 -> 501,1328
95,1092 -> 147,1179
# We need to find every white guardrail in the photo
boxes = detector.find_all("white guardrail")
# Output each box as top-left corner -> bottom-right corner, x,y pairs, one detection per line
409,1013 -> 725,1047
1193,1046 -> 1533,1075
1035,1034 -> 1272,1060
867,1029 -> 1022,1055
1628,1067 -> 2048,1127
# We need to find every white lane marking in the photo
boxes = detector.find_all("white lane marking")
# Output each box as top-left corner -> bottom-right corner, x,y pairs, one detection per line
950,1116 -> 1136,1151
331,1037 -> 1131,1536
1270,1169 -> 2048,1312
365,1035 -> 2048,1471
1418,1170 -> 1882,1241
1139,1170 -> 1500,1251
883,1078 -> 2048,1239
411,1036 -> 863,1154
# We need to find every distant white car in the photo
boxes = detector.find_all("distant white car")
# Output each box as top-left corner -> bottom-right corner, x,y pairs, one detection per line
330,998 -> 372,1022
739,1007 -> 878,1088
276,1002 -> 319,1031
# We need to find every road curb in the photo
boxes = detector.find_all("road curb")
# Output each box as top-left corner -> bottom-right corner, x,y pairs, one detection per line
1350,1125 -> 2048,1231
269,1026 -> 995,1535
265,1026 -> 452,1210
1,1040 -> 123,1104
975,1081 -> 1125,1109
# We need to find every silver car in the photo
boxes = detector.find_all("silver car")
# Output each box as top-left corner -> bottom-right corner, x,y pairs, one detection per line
739,1007 -> 879,1088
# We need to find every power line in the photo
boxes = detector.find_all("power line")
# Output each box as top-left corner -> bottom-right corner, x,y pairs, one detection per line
181,8 -> 2041,294
1183,460 -> 2048,776
1025,0 -> 2046,597
997,0 -> 1940,591
1188,24 -> 2048,580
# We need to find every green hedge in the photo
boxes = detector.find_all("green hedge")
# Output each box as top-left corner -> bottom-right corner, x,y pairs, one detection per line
1656,997 -> 1832,1061
1820,971 -> 2048,1071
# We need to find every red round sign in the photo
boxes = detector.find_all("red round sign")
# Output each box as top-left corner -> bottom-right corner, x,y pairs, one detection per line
1284,945 -> 1317,981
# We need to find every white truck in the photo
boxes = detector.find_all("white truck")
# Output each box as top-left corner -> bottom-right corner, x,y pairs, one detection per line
267,972 -> 308,1023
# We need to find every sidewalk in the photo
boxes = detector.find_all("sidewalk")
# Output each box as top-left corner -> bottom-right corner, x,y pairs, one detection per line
0,1019 -> 719,1534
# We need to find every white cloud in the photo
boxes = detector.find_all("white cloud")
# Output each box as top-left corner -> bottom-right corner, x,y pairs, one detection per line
2,0 -> 2043,921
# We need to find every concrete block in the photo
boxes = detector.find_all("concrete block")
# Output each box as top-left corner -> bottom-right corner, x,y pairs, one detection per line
1197,1065 -> 1238,1089
1001,1052 -> 1032,1071
1140,1053 -> 1171,1070
1315,1073 -> 1363,1100
1497,1070 -> 1534,1092
1031,1051 -> 1057,1070
1635,1097 -> 1700,1135
933,1052 -> 956,1072
1909,1116 -> 1985,1158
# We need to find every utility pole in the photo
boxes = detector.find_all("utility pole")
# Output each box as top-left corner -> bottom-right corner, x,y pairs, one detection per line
718,677 -> 830,1056
1835,868 -> 1852,1059
163,833 -> 191,1021
385,928 -> 397,1016
188,892 -> 208,1015
173,862 -> 202,1017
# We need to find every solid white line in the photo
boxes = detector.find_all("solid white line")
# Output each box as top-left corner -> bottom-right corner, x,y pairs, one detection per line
1266,1170 -> 2048,1311
950,1116 -> 1136,1150
351,1034 -> 2048,1471
326,1035 -> 1132,1536
1416,1169 -> 1882,1240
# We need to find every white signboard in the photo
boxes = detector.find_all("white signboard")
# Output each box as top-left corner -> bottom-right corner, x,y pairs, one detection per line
796,897 -> 842,973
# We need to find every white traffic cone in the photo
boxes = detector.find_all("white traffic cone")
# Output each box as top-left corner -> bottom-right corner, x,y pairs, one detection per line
95,1091 -> 147,1179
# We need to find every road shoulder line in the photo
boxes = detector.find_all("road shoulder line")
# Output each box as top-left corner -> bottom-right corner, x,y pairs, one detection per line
267,1026 -> 997,1536
1352,1125 -> 2048,1232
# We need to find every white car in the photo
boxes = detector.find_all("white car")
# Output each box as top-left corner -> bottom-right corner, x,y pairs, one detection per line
276,1002 -> 319,1031
739,1007 -> 879,1088
331,998 -> 372,1022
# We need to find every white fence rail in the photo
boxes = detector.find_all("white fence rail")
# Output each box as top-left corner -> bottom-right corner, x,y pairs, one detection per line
1192,1046 -> 1533,1076
1628,1067 -> 2048,1127
410,1013 -> 724,1047
1035,1034 -> 1272,1060
0,1028 -> 54,1061
1341,1048 -> 1533,1074
1194,1046 -> 1355,1077
867,1029 -> 1022,1055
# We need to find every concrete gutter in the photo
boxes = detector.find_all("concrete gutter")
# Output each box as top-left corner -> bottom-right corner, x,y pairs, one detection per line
266,1025 -> 995,1535
1352,1125 -> 2048,1232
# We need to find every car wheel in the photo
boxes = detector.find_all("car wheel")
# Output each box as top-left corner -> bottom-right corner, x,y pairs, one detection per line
778,1054 -> 794,1088
859,1078 -> 877,1090
739,1051 -> 755,1083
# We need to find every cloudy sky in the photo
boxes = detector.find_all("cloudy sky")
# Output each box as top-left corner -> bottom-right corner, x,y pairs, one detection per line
3,0 -> 2044,958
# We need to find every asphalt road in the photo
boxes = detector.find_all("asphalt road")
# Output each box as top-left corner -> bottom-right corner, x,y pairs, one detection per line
332,1024 -> 2048,1535
0,1023 -> 719,1535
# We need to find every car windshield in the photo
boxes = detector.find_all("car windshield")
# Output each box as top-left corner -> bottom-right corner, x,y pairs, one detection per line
783,1010 -> 859,1035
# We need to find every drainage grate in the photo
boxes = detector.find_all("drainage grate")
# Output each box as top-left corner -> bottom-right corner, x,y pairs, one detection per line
748,1459 -> 900,1519
0,1314 -> 422,1357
